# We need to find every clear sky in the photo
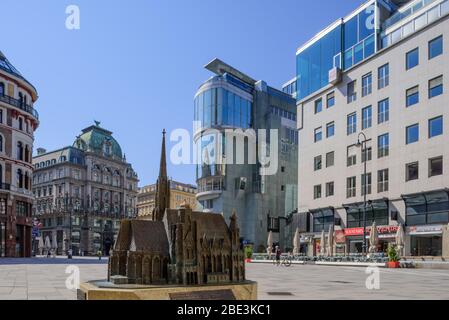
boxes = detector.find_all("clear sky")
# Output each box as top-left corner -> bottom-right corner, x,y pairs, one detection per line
1,0 -> 363,186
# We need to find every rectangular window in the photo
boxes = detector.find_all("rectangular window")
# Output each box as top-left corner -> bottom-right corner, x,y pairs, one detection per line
361,173 -> 372,195
362,106 -> 372,129
362,73 -> 372,97
429,36 -> 443,60
314,185 -> 322,199
347,113 -> 357,135
429,76 -> 443,98
378,169 -> 389,193
326,151 -> 335,168
326,122 -> 335,138
429,156 -> 443,177
362,146 -> 372,163
314,98 -> 323,114
326,182 -> 334,197
314,155 -> 322,171
378,99 -> 389,124
346,177 -> 356,198
347,145 -> 357,167
378,133 -> 389,158
327,92 -> 335,108
406,124 -> 419,144
406,162 -> 419,181
429,116 -> 443,138
406,48 -> 419,70
378,64 -> 389,89
314,127 -> 323,142
347,81 -> 357,103
406,86 -> 419,107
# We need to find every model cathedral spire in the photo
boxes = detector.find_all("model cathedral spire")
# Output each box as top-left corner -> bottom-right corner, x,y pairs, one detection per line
108,129 -> 245,287
153,129 -> 170,221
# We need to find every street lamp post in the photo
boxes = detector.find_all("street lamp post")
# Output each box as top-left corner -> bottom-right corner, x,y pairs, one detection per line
356,132 -> 368,256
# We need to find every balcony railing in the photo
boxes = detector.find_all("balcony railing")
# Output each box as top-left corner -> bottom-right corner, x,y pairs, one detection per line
0,94 -> 39,119
0,183 -> 11,191
383,0 -> 439,30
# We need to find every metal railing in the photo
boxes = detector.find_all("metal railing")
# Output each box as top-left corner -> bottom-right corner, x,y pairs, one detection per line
0,94 -> 39,119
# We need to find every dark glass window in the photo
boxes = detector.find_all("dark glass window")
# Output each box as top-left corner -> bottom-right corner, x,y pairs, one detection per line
406,48 -> 419,70
362,106 -> 372,129
378,99 -> 389,124
314,185 -> 322,199
326,151 -> 335,168
362,73 -> 372,97
405,191 -> 449,226
326,122 -> 335,138
347,113 -> 357,135
378,133 -> 389,158
326,182 -> 334,197
429,76 -> 443,98
429,157 -> 443,177
314,127 -> 322,142
429,116 -> 443,138
429,36 -> 443,60
378,64 -> 389,89
347,81 -> 357,103
406,86 -> 419,107
315,98 -> 323,114
346,201 -> 389,228
327,92 -> 335,108
406,124 -> 419,144
406,162 -> 419,181
314,155 -> 322,171
312,209 -> 334,232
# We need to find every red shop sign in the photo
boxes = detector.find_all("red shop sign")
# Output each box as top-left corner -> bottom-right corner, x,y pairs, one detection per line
344,226 -> 399,237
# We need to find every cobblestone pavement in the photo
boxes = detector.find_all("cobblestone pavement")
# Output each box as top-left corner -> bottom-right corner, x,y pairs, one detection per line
1,258 -> 449,300
246,263 -> 449,300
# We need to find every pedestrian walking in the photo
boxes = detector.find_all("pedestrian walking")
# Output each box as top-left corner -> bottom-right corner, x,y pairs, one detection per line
275,246 -> 282,266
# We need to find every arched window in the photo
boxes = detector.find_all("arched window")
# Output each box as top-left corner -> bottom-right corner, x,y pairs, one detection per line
0,82 -> 4,96
25,172 -> 29,190
17,142 -> 23,161
18,92 -> 24,106
18,117 -> 23,131
0,135 -> 3,153
17,169 -> 23,189
25,145 -> 30,163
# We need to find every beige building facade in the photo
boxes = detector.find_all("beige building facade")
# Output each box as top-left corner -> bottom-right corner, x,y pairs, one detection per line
296,0 -> 449,257
137,180 -> 197,218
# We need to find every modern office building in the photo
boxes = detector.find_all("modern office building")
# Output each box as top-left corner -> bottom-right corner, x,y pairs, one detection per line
194,58 -> 298,251
295,0 -> 449,257
32,122 -> 139,256
137,180 -> 197,218
0,51 -> 39,257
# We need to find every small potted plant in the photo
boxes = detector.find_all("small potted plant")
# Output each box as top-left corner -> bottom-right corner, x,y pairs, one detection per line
244,245 -> 253,263
387,244 -> 400,268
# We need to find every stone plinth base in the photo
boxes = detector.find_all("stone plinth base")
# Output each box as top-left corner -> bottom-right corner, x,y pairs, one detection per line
78,281 -> 257,300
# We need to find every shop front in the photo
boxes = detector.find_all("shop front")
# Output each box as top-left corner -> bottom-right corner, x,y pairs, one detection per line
407,225 -> 444,257
344,225 -> 399,254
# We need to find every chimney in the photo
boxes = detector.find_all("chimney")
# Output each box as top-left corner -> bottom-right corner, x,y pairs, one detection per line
37,148 -> 47,155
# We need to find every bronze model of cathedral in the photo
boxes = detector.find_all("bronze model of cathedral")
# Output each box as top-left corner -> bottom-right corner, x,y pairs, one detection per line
108,130 -> 245,285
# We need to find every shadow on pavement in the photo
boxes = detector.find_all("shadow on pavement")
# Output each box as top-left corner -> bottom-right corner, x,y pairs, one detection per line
0,257 -> 109,265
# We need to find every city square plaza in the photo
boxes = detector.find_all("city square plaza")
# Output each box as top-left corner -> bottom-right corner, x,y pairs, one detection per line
0,257 -> 449,300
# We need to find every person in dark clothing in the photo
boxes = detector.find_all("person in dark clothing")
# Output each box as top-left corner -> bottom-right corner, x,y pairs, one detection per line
275,246 -> 282,265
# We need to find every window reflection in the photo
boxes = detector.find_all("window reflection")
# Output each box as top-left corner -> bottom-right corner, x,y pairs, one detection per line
194,87 -> 252,129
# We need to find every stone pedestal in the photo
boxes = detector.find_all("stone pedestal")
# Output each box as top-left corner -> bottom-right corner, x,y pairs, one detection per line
78,281 -> 257,300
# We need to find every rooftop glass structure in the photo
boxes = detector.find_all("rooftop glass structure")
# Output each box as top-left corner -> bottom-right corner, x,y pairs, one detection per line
295,0 -> 449,101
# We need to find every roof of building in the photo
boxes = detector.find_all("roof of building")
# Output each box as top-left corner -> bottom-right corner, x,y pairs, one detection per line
205,58 -> 257,85
73,122 -> 123,160
114,220 -> 169,254
0,50 -> 38,97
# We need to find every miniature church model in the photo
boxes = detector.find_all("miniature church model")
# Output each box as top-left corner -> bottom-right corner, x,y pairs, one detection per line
108,130 -> 245,285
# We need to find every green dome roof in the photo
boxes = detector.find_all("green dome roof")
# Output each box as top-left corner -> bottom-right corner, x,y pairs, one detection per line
73,123 -> 123,160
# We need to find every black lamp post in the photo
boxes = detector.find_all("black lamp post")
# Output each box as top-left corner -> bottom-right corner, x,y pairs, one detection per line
356,132 -> 368,256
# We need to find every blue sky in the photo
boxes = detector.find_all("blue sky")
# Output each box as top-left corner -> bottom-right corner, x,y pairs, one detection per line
1,0 -> 362,186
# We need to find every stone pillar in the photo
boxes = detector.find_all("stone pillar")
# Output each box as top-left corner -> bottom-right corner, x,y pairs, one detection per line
442,225 -> 449,258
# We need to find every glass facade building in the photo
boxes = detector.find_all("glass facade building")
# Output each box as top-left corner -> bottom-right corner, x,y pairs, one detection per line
194,59 -> 298,251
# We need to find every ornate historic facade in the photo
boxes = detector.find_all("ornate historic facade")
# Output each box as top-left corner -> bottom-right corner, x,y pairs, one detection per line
137,181 -> 197,218
108,131 -> 245,285
0,51 -> 39,257
32,123 -> 138,256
